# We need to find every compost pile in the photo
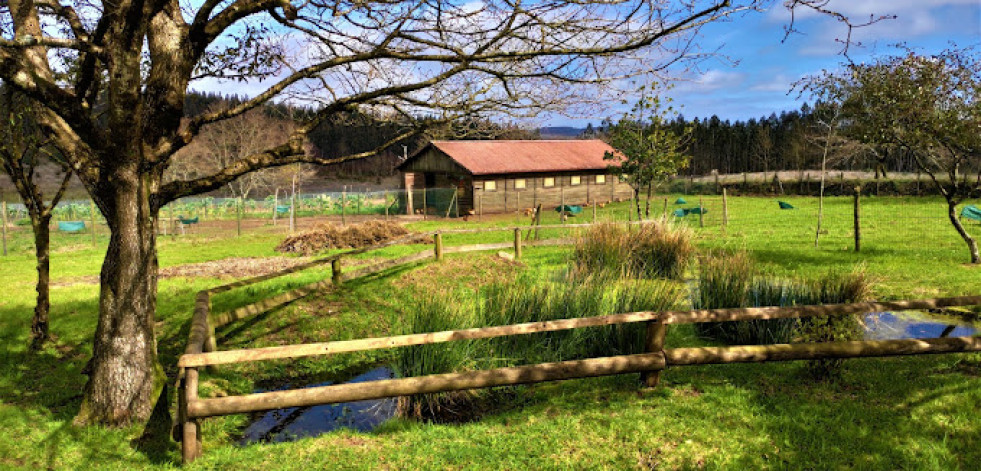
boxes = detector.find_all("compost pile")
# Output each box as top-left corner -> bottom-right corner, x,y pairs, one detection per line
275,220 -> 411,255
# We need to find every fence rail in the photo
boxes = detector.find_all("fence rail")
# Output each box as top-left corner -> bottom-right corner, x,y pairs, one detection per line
172,217 -> 981,464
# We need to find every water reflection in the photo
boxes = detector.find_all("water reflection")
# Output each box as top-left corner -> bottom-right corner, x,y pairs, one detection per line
863,311 -> 978,340
240,367 -> 397,444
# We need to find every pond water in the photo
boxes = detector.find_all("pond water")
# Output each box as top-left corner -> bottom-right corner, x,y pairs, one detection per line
239,367 -> 397,445
863,311 -> 978,340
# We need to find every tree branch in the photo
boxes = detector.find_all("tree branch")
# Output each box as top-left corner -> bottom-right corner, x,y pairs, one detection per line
158,127 -> 420,205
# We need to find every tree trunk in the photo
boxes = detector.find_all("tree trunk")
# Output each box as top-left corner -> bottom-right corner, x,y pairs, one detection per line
29,215 -> 51,350
633,187 -> 641,220
75,178 -> 164,426
644,184 -> 652,219
948,201 -> 980,264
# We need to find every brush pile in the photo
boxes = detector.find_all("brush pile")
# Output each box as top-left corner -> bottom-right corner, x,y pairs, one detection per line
275,220 -> 410,255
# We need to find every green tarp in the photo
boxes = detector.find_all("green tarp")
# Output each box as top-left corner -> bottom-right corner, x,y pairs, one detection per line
58,221 -> 86,232
275,205 -> 291,214
778,201 -> 794,210
675,198 -> 687,205
673,207 -> 707,217
962,204 -> 981,222
178,216 -> 199,225
555,205 -> 583,215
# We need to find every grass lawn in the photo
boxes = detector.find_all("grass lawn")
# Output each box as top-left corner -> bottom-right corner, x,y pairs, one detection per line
0,194 -> 979,470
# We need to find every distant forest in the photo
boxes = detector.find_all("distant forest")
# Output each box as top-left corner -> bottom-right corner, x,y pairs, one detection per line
583,103 -> 924,178
184,93 -> 924,180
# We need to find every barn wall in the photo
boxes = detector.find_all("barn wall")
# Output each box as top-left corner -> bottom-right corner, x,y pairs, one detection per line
470,171 -> 633,214
399,148 -> 469,174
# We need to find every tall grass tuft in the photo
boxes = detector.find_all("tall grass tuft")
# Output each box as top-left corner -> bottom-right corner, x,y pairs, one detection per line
693,253 -> 870,379
393,272 -> 684,421
574,219 -> 695,280
796,269 -> 870,379
394,295 -> 483,422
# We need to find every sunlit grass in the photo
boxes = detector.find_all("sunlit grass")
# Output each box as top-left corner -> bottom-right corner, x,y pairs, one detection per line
0,194 -> 978,469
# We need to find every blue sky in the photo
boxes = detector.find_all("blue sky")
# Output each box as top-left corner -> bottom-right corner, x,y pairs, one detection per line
550,0 -> 981,127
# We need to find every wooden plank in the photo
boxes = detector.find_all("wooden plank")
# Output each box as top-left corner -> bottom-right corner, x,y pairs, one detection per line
178,295 -> 981,368
185,292 -> 212,355
660,296 -> 981,324
187,353 -> 667,418
209,279 -> 334,328
341,251 -> 434,281
664,336 -> 981,366
642,320 -> 667,387
206,233 -> 428,295
443,241 -> 513,254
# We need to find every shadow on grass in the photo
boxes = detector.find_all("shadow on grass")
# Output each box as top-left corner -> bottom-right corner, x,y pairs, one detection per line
0,280 -> 205,467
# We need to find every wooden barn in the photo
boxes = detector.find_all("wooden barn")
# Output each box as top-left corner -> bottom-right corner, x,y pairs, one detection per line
397,140 -> 634,216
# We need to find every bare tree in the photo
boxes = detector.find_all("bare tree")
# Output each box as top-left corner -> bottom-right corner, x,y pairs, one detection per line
0,0 -> 879,426
0,88 -> 72,350
169,106 -> 294,199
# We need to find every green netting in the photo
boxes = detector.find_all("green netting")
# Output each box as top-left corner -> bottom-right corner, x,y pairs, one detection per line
395,188 -> 459,216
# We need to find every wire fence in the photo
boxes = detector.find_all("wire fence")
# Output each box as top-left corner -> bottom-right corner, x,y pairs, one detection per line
1,186 -> 979,257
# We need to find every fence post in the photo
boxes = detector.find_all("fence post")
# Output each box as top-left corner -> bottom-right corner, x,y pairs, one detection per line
236,197 -> 242,237
384,191 -> 390,220
662,198 -> 668,217
642,319 -> 667,387
422,188 -> 427,221
90,200 -> 97,246
721,188 -> 728,232
698,197 -> 704,228
854,186 -> 861,252
341,186 -> 347,226
560,186 -> 566,224
1,200 -> 7,256
181,368 -> 202,463
170,205 -> 176,241
592,196 -> 597,223
513,228 -> 522,260
478,191 -> 483,222
434,232 -> 443,261
331,258 -> 342,286
273,188 -> 279,226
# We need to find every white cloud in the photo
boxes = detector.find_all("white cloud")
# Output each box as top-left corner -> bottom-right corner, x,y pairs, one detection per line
674,70 -> 746,93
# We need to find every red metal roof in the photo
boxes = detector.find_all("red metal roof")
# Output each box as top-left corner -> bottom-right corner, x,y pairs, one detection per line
417,140 -> 622,176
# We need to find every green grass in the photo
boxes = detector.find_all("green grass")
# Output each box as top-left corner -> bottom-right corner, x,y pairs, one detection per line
0,194 -> 979,469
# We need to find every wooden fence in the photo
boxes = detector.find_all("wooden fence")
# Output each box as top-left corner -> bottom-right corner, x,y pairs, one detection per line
174,221 -> 627,459
172,221 -> 981,464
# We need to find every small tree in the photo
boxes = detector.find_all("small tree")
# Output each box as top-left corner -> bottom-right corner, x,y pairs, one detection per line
603,87 -> 691,219
804,47 -> 981,263
0,89 -> 73,350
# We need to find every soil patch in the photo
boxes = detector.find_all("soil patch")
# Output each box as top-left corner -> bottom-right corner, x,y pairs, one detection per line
53,256 -> 313,286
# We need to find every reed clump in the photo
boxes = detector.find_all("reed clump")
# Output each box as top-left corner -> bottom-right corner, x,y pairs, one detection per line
574,219 -> 695,280
693,251 -> 870,379
394,272 -> 683,422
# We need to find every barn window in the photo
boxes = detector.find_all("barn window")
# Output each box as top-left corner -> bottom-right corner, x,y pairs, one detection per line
571,176 -> 581,186
543,177 -> 555,187
595,174 -> 606,184
484,180 -> 497,191
514,179 -> 526,189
